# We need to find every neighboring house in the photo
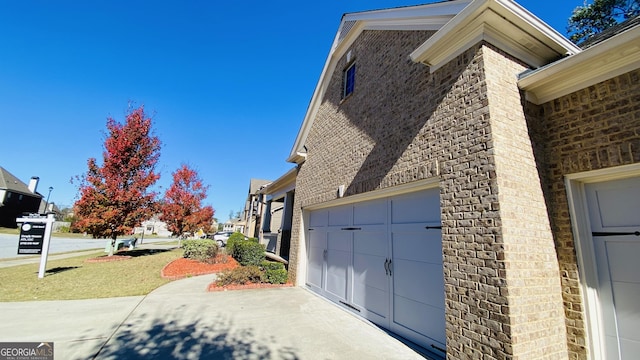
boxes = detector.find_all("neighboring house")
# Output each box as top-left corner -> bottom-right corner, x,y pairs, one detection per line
134,215 -> 172,237
0,167 -> 43,227
278,1 -> 640,359
222,219 -> 245,233
241,178 -> 271,238
257,168 -> 296,258
38,201 -> 61,219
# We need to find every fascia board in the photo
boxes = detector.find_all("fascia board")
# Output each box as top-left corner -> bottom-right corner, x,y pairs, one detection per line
519,26 -> 640,104
261,167 -> 297,196
410,0 -> 581,70
343,0 -> 471,21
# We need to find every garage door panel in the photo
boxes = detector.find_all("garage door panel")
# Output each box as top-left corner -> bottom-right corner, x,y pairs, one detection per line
307,249 -> 325,289
613,280 -> 640,342
354,200 -> 386,225
620,339 -> 640,359
587,177 -> 640,230
353,281 -> 389,319
328,231 -> 351,252
326,250 -> 349,300
606,240 -> 640,283
391,191 -> 441,224
392,232 -> 442,265
393,260 -> 445,309
393,296 -> 446,347
309,210 -> 328,227
354,231 -> 387,257
328,206 -> 352,226
307,230 -> 326,289
354,254 -> 387,291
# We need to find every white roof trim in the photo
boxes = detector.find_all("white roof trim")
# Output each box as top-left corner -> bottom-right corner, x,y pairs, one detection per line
260,167 -> 297,200
287,0 -> 472,164
519,25 -> 640,104
410,0 -> 580,72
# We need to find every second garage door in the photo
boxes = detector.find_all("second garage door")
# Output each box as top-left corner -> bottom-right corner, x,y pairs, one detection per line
306,189 -> 446,353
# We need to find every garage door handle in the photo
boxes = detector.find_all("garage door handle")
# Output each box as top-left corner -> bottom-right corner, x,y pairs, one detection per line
592,231 -> 640,237
425,226 -> 442,230
384,259 -> 389,275
341,227 -> 361,230
384,259 -> 393,276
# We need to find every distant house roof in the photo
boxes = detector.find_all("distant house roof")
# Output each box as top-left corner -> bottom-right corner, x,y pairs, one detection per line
249,179 -> 271,195
579,15 -> 640,49
0,166 -> 38,196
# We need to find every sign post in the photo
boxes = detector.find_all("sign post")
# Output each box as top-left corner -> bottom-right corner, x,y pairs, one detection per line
16,213 -> 55,279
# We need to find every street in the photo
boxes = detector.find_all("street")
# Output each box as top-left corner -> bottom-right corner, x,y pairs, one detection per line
0,233 -> 174,259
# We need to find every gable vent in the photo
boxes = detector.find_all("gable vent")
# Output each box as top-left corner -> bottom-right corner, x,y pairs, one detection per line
338,20 -> 357,43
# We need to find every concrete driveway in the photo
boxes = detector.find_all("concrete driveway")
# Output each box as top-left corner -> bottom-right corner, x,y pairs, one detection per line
0,274 -> 432,359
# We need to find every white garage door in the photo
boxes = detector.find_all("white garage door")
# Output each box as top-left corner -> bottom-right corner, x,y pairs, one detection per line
586,177 -> 640,359
306,189 -> 446,353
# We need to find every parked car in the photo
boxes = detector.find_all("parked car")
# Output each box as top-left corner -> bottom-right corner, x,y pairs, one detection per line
212,231 -> 233,247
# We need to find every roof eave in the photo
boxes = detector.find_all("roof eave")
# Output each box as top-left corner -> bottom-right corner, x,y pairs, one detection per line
409,0 -> 581,72
519,25 -> 640,104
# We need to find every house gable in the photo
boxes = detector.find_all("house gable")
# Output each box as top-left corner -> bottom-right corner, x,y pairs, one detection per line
287,0 -> 472,165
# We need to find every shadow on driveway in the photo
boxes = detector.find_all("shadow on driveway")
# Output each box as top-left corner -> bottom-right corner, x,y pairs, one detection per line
93,306 -> 300,359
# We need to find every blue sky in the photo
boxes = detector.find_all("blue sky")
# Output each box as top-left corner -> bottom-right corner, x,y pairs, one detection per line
0,0 -> 579,222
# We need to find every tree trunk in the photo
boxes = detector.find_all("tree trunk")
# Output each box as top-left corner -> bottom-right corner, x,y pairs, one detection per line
108,235 -> 117,256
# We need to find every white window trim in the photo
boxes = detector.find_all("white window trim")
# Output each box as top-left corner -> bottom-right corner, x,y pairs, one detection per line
342,62 -> 356,99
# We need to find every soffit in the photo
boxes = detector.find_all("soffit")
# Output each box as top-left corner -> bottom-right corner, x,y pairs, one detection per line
409,0 -> 581,72
261,168 -> 297,199
519,25 -> 640,104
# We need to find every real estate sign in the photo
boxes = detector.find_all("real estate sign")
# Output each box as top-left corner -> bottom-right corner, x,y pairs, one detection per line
17,221 -> 47,255
16,214 -> 55,278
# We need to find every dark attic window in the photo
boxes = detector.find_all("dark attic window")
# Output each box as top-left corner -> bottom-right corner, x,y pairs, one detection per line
342,62 -> 356,99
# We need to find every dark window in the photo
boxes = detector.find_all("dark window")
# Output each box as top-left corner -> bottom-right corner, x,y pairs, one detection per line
343,63 -> 355,99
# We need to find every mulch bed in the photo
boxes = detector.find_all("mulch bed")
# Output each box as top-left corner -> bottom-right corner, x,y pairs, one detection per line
161,253 -> 239,280
207,282 -> 294,292
162,253 -> 293,291
89,251 -> 292,291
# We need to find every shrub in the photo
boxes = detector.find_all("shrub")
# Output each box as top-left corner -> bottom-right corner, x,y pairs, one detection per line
261,261 -> 288,284
182,239 -> 218,262
216,265 -> 264,286
225,232 -> 246,255
232,240 -> 266,266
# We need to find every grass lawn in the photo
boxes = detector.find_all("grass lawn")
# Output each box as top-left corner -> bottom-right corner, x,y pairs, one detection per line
0,248 -> 183,302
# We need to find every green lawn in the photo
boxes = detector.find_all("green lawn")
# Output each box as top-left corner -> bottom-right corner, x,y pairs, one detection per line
0,248 -> 183,302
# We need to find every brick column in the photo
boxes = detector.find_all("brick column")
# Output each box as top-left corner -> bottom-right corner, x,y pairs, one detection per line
441,44 -> 568,359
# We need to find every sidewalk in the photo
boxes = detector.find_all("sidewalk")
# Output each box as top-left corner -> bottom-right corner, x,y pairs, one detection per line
0,274 -> 432,359
0,243 -> 178,268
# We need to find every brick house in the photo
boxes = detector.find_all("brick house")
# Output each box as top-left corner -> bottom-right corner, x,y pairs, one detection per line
277,0 -> 640,359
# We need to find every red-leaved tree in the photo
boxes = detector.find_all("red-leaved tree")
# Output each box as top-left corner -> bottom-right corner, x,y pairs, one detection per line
160,164 -> 214,238
73,105 -> 161,255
